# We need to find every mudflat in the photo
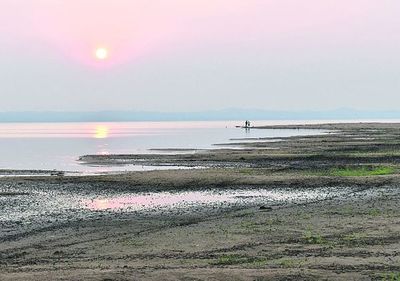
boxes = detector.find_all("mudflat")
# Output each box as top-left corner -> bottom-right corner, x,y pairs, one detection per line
1,123 -> 400,280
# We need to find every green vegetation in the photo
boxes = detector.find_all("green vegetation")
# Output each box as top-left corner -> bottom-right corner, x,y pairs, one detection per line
238,221 -> 264,234
382,272 -> 400,281
303,229 -> 326,244
211,254 -> 266,266
238,218 -> 283,234
347,151 -> 400,157
269,258 -> 307,268
120,237 -> 145,247
338,206 -> 355,216
368,208 -> 382,216
240,221 -> 259,230
328,166 -> 395,177
238,168 -> 256,175
342,232 -> 367,246
277,258 -> 297,268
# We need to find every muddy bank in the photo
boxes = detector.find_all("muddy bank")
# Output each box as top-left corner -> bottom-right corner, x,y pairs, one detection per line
0,177 -> 354,243
1,178 -> 399,281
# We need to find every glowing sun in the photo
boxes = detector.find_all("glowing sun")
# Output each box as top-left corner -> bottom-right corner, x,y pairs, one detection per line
95,48 -> 108,60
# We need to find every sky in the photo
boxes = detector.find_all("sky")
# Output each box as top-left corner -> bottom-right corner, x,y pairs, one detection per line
1,0 -> 400,112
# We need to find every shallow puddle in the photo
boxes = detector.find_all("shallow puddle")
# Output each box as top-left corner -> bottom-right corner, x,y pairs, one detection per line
0,182 -> 351,231
82,188 -> 346,212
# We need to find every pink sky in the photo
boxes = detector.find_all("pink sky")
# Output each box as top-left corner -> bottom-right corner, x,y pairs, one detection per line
2,1 -> 398,66
1,1 -> 400,112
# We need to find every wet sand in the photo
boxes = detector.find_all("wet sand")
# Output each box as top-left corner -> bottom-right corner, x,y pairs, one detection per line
1,123 -> 400,280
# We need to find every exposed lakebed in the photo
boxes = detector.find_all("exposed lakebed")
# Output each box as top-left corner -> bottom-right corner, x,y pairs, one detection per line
0,178 -> 352,240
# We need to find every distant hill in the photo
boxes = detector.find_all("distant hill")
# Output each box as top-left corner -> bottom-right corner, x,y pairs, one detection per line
1,109 -> 400,122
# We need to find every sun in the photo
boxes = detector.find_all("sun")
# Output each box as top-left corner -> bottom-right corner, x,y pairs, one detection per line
95,48 -> 108,60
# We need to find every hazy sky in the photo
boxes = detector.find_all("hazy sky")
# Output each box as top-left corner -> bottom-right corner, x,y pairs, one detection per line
1,1 -> 400,112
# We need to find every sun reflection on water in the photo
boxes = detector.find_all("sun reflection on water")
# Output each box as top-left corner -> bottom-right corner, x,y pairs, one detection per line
82,189 -> 342,212
94,125 -> 109,139
93,199 -> 110,209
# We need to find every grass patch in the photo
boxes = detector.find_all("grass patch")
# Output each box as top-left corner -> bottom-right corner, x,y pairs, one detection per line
238,168 -> 256,175
274,258 -> 306,268
342,232 -> 368,246
211,254 -> 266,266
239,218 -> 283,234
277,258 -> 296,268
240,221 -> 259,230
303,229 -> 326,244
368,208 -> 382,216
238,221 -> 264,234
237,168 -> 270,176
327,166 -> 395,177
382,272 -> 400,281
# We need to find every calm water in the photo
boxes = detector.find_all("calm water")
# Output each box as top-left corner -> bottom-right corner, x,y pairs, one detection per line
0,120 -> 327,174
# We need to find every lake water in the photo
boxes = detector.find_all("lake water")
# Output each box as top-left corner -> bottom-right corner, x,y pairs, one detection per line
0,120 -> 328,174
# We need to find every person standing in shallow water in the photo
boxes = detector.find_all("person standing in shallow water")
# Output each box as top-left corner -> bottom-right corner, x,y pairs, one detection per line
244,120 -> 251,128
